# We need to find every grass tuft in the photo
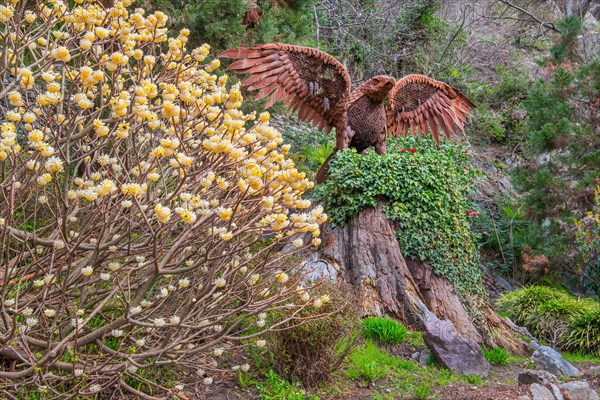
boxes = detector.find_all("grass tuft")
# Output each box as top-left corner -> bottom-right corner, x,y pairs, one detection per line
362,317 -> 408,345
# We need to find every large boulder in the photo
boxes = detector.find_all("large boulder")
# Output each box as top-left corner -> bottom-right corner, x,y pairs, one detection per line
423,318 -> 490,376
559,381 -> 599,400
532,346 -> 579,377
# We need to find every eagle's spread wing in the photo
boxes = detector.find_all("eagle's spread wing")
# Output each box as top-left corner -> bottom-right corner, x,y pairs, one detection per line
219,43 -> 352,134
386,74 -> 476,143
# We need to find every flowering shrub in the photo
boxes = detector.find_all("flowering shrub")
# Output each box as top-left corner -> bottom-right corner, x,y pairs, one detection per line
0,0 -> 326,396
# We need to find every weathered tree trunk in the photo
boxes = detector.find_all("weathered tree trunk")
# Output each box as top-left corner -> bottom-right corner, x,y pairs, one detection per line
320,203 -> 435,324
318,202 -> 531,356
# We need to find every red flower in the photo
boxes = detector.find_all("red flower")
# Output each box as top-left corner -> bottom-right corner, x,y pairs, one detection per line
409,148 -> 416,153
463,151 -> 467,156
467,210 -> 478,218
401,148 -> 406,153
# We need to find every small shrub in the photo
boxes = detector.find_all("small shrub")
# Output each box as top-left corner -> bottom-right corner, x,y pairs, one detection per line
362,316 -> 408,345
483,347 -> 509,366
356,361 -> 387,383
267,283 -> 362,388
563,309 -> 600,356
314,136 -> 484,298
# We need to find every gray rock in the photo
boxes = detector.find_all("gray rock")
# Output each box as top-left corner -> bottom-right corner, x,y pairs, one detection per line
495,274 -> 514,292
422,318 -> 490,376
537,153 -> 551,165
517,396 -> 532,400
301,260 -> 337,284
532,346 -> 580,377
411,351 -> 420,359
559,381 -> 599,400
518,370 -> 557,385
530,383 -> 556,400
586,366 -> 600,378
550,383 -> 564,400
418,349 -> 431,367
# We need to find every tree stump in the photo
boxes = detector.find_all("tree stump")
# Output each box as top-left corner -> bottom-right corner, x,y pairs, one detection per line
318,202 -> 531,356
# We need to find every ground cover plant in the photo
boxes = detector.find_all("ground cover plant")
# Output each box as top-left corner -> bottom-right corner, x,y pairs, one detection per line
0,0 -> 328,396
314,136 -> 483,297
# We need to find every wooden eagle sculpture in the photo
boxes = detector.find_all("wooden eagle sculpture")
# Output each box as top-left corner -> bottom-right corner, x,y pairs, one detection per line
219,43 -> 476,183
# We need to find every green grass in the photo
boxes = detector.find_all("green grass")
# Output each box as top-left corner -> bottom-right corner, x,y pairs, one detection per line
344,339 -> 463,398
362,317 -> 408,345
346,340 -> 417,382
256,370 -> 319,400
562,351 -> 600,364
483,347 -> 509,366
406,332 -> 425,348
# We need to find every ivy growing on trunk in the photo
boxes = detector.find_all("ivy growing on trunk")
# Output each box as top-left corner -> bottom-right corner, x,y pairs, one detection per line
314,136 -> 484,296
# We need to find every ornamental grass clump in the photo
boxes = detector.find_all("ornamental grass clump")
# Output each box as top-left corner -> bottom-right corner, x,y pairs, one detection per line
362,316 -> 408,345
0,0 -> 327,396
498,286 -> 600,353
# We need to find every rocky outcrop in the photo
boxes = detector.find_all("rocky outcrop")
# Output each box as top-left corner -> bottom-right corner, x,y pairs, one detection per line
532,346 -> 580,377
422,318 -> 490,377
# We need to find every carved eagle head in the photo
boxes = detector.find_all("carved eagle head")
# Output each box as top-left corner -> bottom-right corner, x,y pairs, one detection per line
362,75 -> 396,102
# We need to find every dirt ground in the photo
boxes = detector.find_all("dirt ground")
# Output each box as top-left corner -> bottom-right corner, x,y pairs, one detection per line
183,355 -> 600,400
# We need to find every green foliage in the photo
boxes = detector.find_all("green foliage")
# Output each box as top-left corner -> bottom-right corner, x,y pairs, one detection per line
302,143 -> 334,171
463,63 -> 530,145
483,347 -> 509,366
149,0 -> 317,50
460,374 -> 484,386
267,283 -> 361,388
346,340 -> 417,382
412,384 -> 433,400
256,370 -> 317,400
550,16 -> 583,63
513,17 -> 599,223
314,136 -> 483,296
362,317 -> 408,345
575,187 -> 600,294
563,309 -> 600,356
497,286 -> 600,353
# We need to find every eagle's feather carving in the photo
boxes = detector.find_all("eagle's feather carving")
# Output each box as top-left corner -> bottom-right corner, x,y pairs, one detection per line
220,43 -> 475,182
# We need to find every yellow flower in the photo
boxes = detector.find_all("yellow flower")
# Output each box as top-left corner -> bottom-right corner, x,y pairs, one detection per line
115,122 -> 129,139
0,5 -> 15,23
44,157 -> 64,173
161,101 -> 180,119
51,46 -> 72,63
93,119 -> 109,137
217,207 -> 233,221
121,183 -> 145,197
177,208 -> 197,225
258,112 -> 270,123
155,204 -> 172,223
96,179 -> 115,196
